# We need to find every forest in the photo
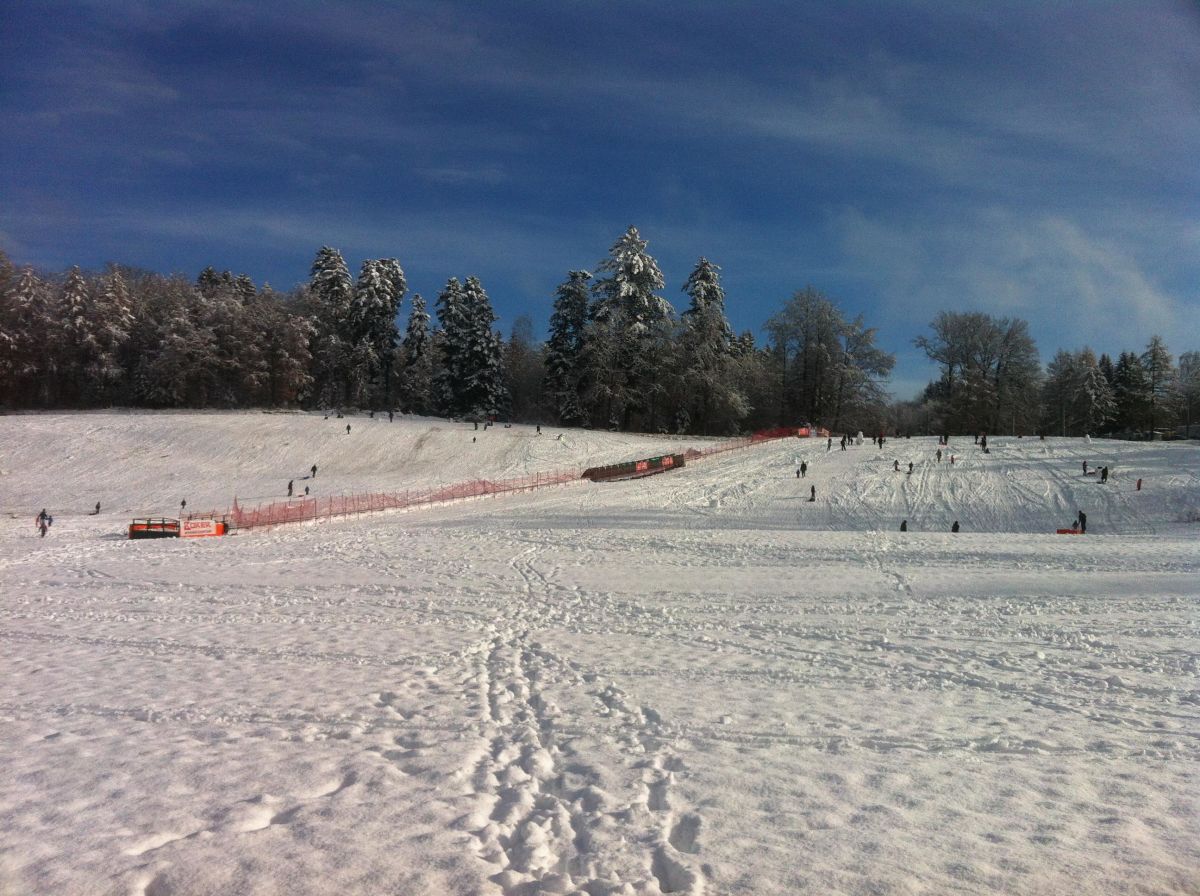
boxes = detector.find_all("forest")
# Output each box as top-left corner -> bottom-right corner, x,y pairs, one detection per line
1,227 -> 1196,439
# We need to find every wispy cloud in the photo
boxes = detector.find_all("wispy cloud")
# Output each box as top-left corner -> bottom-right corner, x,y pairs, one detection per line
833,206 -> 1195,355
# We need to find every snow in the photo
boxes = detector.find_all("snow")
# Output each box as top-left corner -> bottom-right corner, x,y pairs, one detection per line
1,412 -> 1198,896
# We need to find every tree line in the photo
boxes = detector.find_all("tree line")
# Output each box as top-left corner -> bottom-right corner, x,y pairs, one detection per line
1,230 -> 1195,438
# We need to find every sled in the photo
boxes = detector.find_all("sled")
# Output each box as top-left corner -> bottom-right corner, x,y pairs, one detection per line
1055,528 -> 1085,535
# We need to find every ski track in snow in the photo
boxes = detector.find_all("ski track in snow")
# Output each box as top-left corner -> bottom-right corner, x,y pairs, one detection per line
0,414 -> 1198,895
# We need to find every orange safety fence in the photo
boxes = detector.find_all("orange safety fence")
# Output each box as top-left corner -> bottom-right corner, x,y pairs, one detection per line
224,429 -> 795,531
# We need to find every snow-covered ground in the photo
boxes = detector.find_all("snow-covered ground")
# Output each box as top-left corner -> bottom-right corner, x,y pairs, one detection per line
2,412 -> 1198,896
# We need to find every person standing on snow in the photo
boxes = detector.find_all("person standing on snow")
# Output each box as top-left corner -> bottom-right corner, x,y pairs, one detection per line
800,461 -> 807,478
1100,466 -> 1109,484
900,520 -> 907,532
936,448 -> 942,463
287,480 -> 294,497
311,464 -> 317,478
1077,510 -> 1087,533
809,484 -> 816,502
951,520 -> 960,532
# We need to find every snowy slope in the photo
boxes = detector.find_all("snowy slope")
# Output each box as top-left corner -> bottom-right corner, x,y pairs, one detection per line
0,410 -> 718,519
1,414 -> 1197,896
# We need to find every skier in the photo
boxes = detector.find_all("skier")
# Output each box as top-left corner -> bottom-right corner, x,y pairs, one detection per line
900,520 -> 907,532
346,424 -> 351,435
809,484 -> 816,502
840,435 -> 847,451
1077,510 -> 1087,534
180,499 -> 187,513
304,485 -> 309,496
908,461 -> 914,474
1101,466 -> 1109,484
951,520 -> 960,533
936,448 -> 942,463
94,501 -> 100,515
311,464 -> 317,478
827,437 -> 832,452
287,480 -> 294,497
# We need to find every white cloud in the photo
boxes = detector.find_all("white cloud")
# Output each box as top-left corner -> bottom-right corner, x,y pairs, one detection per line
833,206 -> 1198,357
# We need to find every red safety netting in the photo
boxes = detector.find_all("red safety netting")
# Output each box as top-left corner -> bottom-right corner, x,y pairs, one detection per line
224,429 -> 796,531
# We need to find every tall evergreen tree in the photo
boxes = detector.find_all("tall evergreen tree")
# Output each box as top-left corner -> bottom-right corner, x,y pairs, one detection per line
544,270 -> 591,426
1141,335 -> 1178,433
397,293 -> 433,414
54,266 -> 98,404
308,247 -> 355,405
87,266 -> 135,404
434,277 -> 468,415
678,258 -> 746,434
586,226 -> 674,431
1112,351 -> 1150,432
458,276 -> 509,418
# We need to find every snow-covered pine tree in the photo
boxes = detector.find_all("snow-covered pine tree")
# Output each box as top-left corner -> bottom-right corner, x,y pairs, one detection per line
1112,351 -> 1150,432
544,270 -> 590,426
350,258 -> 406,407
1141,335 -> 1178,433
397,293 -> 433,414
459,276 -> 509,419
87,266 -> 135,405
678,258 -> 747,434
308,247 -> 355,406
1075,347 -> 1116,435
1041,349 -> 1079,435
588,226 -> 674,431
0,262 -> 51,403
434,278 -> 468,416
54,266 -> 99,405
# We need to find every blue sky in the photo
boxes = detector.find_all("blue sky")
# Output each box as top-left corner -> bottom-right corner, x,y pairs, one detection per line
2,1 -> 1197,398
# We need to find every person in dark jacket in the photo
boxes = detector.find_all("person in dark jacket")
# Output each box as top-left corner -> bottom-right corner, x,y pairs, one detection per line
900,520 -> 907,532
951,520 -> 959,532
1077,510 -> 1087,533
809,484 -> 816,502
800,461 -> 807,478
311,464 -> 317,478
287,480 -> 294,497
1100,466 -> 1109,484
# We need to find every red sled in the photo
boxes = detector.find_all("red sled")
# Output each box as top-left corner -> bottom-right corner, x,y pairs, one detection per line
1055,528 -> 1085,535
